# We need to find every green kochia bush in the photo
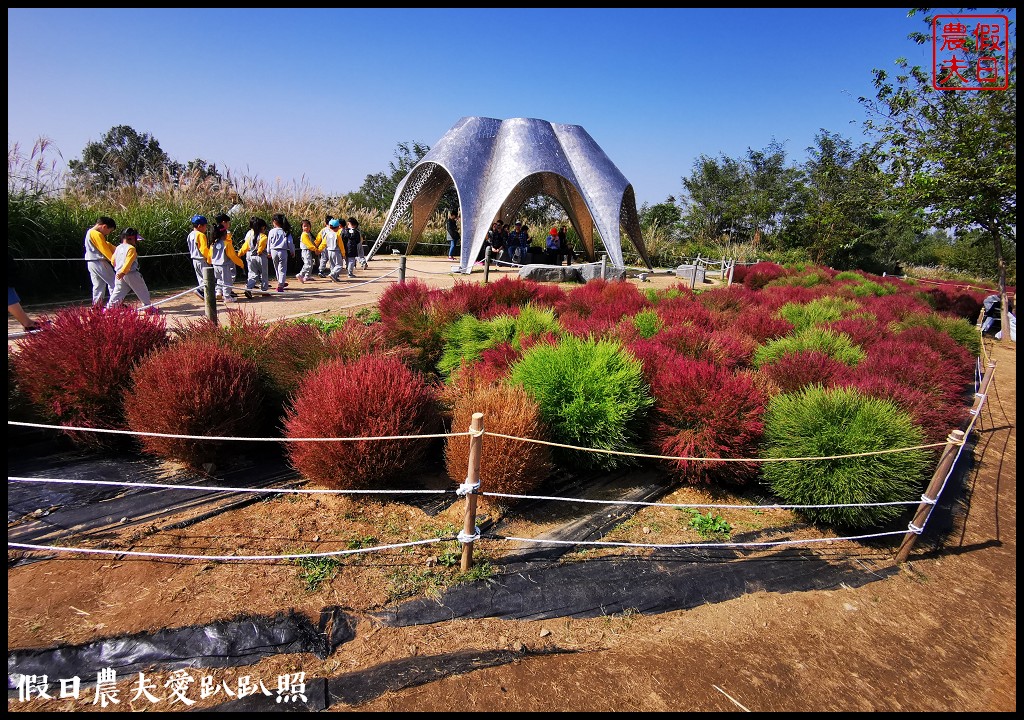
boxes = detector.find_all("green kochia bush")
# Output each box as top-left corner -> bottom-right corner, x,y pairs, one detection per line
891,312 -> 981,358
438,305 -> 561,379
776,297 -> 859,333
509,336 -> 653,471
753,327 -> 866,368
762,386 -> 932,529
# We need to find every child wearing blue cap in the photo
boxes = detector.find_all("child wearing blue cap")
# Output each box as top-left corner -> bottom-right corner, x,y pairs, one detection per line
186,215 -> 211,298
323,217 -> 345,282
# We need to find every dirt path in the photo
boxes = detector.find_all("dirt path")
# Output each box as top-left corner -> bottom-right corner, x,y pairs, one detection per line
7,263 -> 1016,712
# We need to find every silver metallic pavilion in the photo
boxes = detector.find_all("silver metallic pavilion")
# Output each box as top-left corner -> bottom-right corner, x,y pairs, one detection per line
365,116 -> 652,271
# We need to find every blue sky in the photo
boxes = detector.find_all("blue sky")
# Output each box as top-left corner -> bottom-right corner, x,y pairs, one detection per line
7,8 -> 1015,208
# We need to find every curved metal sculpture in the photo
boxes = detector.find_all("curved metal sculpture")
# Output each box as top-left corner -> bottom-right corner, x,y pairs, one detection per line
366,117 -> 652,271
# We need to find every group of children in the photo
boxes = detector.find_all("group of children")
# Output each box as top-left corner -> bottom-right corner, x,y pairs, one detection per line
79,211 -> 367,308
82,215 -> 152,309
304,214 -> 366,283
187,212 -> 364,301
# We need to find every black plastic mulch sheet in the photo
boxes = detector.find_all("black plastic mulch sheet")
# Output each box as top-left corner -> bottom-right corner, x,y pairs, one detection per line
205,647 -> 573,711
373,552 -> 898,627
7,607 -> 355,692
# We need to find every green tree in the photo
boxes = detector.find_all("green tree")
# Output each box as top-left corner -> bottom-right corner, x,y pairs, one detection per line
780,130 -> 924,271
679,154 -> 747,244
860,9 -> 1016,340
68,125 -> 174,189
741,140 -> 795,246
349,141 -> 432,212
639,196 -> 682,229
679,142 -> 796,247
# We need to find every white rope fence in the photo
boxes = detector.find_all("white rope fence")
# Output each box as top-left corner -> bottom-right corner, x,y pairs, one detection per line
7,420 -> 950,457
6,343 -> 995,576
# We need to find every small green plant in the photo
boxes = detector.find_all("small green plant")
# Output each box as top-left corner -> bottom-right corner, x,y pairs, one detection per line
355,306 -> 382,325
684,509 -> 733,539
437,547 -> 461,567
294,554 -> 341,592
346,535 -> 378,550
457,559 -> 495,583
293,313 -> 350,334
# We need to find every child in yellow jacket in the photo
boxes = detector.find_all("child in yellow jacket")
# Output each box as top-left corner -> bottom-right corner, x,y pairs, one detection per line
238,216 -> 269,298
105,228 -> 151,308
187,214 -> 211,298
211,213 -> 244,303
83,215 -> 118,305
296,219 -> 319,283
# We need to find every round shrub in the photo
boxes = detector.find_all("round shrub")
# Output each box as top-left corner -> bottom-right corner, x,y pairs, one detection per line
445,384 -> 553,504
742,262 -> 788,290
124,339 -> 263,469
761,350 -> 855,395
647,358 -> 766,486
753,327 -> 866,369
377,279 -> 446,373
891,312 -> 981,358
283,355 -> 439,490
762,386 -> 932,528
509,336 -> 653,471
10,305 -> 168,444
856,339 -> 967,405
776,297 -> 859,333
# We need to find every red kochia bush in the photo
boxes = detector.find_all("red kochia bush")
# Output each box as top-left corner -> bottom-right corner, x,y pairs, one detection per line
761,350 -> 855,395
742,262 -> 788,290
853,376 -> 969,445
124,340 -> 262,469
284,355 -> 439,490
854,339 -> 967,405
377,279 -> 446,372
728,304 -> 794,343
824,316 -> 891,348
555,279 -> 650,329
647,357 -> 766,486
10,305 -> 168,444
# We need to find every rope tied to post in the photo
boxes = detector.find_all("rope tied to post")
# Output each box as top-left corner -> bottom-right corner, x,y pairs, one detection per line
457,527 -> 481,544
907,521 -> 925,535
457,479 -> 481,496
920,494 -> 937,506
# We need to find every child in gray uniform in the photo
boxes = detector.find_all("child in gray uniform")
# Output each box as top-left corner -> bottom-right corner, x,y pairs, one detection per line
240,217 -> 270,298
106,228 -> 151,308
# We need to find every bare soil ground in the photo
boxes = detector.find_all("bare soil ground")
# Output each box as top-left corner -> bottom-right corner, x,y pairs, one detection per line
7,258 -> 1016,711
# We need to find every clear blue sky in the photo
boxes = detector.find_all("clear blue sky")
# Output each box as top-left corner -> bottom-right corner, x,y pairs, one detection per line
7,8 -> 1015,208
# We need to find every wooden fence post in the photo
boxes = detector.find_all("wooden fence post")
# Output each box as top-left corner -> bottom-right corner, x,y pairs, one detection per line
727,261 -> 735,287
203,266 -> 218,325
895,359 -> 995,563
720,256 -> 726,280
600,255 -> 607,280
484,247 -> 491,284
398,255 -> 406,283
895,430 -> 964,563
460,412 -> 484,571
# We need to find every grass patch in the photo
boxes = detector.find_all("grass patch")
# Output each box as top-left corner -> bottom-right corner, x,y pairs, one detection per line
293,554 -> 342,592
